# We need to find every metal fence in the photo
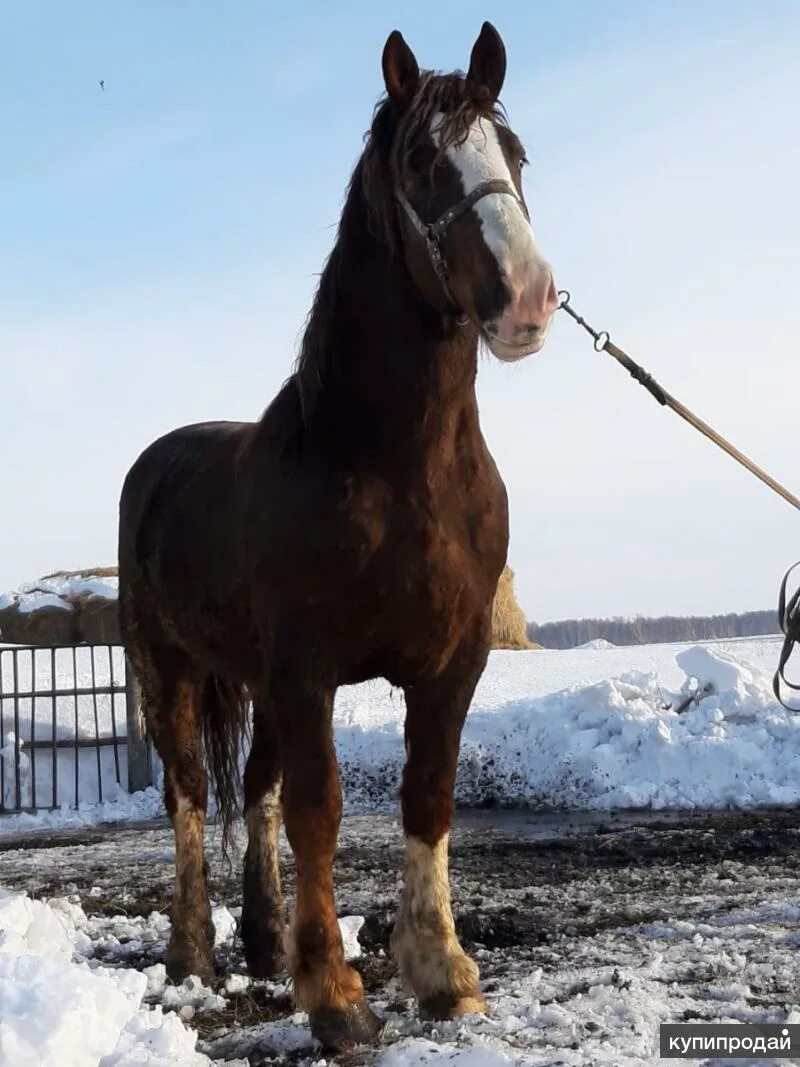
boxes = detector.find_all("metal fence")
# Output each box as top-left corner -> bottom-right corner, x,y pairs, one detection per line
0,644 -> 152,813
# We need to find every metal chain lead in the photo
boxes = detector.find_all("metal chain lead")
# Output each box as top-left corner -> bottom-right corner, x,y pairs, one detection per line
557,290 -> 607,349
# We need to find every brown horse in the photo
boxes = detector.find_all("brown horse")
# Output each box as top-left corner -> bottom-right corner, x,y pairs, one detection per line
119,22 -> 557,1050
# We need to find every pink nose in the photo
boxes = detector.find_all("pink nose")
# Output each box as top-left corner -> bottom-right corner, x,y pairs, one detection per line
513,267 -> 559,332
488,265 -> 558,350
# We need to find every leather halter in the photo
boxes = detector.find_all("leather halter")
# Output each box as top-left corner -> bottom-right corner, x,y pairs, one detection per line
396,178 -> 530,317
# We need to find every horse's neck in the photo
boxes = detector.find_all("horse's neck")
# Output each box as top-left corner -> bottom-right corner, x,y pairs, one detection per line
304,208 -> 482,472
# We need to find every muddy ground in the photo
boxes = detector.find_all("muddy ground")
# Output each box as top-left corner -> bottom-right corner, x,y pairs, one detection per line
1,808 -> 799,1064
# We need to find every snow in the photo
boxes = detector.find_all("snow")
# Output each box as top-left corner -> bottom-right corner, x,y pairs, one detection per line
0,786 -> 164,837
0,890 -> 208,1067
575,638 -> 616,649
339,913 -> 365,960
332,636 -> 800,812
17,593 -> 72,615
0,573 -> 118,616
3,626 -> 796,1063
210,904 -> 236,947
0,885 -> 369,1067
0,807 -> 797,1066
368,887 -> 800,1065
676,643 -> 759,697
378,1040 -> 519,1065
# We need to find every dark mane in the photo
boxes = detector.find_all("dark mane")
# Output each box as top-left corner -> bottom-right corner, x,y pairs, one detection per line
292,71 -> 507,414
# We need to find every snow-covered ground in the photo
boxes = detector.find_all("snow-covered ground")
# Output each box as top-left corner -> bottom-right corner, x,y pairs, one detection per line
1,633 -> 798,1066
1,635 -> 796,828
1,811 -> 798,1066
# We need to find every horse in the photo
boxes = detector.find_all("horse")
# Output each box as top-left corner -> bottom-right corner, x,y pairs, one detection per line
118,22 -> 557,1050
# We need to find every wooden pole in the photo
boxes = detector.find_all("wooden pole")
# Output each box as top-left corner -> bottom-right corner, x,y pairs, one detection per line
124,656 -> 151,793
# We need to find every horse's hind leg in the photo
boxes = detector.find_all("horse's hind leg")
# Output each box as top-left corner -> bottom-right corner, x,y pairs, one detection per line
240,700 -> 285,977
393,625 -> 490,1019
133,643 -> 214,983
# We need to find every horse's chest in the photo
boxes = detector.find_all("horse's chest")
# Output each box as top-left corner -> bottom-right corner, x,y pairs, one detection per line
343,475 -> 508,658
264,464 -> 508,677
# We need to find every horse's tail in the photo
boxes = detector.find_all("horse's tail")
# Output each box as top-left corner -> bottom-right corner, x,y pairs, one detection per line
201,674 -> 250,859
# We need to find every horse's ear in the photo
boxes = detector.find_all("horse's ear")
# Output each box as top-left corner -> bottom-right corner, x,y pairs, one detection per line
467,21 -> 506,102
382,30 -> 420,108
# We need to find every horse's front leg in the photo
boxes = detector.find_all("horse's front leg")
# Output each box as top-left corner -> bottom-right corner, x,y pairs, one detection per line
271,637 -> 382,1050
393,625 -> 491,1018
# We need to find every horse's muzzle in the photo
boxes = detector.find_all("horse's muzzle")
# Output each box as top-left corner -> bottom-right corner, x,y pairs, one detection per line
483,265 -> 558,361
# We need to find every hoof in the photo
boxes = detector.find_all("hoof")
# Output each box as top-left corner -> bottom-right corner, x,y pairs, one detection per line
243,942 -> 286,980
241,916 -> 286,979
419,991 -> 488,1019
309,1000 -> 383,1051
165,934 -> 215,985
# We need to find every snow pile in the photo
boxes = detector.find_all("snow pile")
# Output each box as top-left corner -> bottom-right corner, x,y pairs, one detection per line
0,890 -> 209,1066
576,637 -> 616,649
0,786 -> 165,838
0,573 -> 118,615
335,641 -> 800,811
0,888 -> 366,1066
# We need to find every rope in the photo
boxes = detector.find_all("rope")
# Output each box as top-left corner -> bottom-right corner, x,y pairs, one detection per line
557,291 -> 800,710
558,292 -> 800,512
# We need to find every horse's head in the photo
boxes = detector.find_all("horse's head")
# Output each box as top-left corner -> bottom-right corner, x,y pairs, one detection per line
378,23 -> 558,361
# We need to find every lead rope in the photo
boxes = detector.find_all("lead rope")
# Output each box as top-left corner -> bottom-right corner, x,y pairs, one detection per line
557,291 -> 800,709
775,563 -> 800,710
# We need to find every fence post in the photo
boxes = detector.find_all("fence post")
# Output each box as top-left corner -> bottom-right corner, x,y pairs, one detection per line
124,656 -> 151,793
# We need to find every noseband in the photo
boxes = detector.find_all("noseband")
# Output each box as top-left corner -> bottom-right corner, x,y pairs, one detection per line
396,179 -> 530,319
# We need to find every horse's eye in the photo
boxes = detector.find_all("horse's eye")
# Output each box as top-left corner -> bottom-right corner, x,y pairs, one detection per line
518,156 -> 529,170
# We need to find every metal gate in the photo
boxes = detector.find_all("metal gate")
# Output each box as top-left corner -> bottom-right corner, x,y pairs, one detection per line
0,644 -> 151,812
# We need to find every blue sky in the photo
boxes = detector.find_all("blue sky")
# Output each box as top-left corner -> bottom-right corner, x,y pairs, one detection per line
2,1 -> 799,621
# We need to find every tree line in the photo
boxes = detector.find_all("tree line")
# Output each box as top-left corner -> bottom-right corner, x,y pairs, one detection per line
527,610 -> 780,649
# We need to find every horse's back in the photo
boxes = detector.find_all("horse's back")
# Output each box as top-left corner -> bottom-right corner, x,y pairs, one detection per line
120,421 -> 251,549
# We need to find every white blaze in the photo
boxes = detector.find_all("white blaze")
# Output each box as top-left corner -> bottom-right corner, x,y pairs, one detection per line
430,112 -> 557,359
434,114 -> 539,282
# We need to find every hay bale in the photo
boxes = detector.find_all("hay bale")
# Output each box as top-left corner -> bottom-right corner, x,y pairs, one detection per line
74,594 -> 121,644
0,568 -> 119,647
491,565 -> 539,650
0,603 -> 80,646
